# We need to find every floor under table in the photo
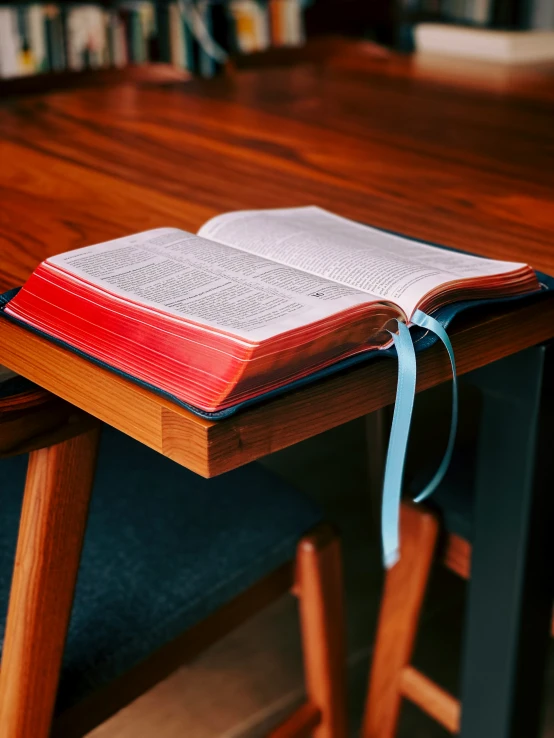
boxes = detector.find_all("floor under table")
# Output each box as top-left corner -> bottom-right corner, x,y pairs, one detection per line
87,414 -> 554,738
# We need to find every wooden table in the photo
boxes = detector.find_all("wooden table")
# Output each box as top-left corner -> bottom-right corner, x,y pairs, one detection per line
1,42 -> 554,738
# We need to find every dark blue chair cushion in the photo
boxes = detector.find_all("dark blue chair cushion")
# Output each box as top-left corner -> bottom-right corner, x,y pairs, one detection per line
0,374 -> 36,398
0,426 -> 323,713
408,447 -> 475,542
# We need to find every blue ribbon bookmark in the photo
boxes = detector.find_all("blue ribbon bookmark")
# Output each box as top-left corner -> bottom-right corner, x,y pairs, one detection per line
410,310 -> 458,503
382,321 -> 417,568
381,312 -> 458,568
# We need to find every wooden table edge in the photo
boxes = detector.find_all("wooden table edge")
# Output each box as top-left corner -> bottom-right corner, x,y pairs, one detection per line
1,296 -> 553,477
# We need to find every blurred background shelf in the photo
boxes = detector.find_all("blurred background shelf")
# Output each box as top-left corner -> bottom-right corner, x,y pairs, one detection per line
1,0 -> 553,99
0,0 -> 309,94
396,0 -> 554,52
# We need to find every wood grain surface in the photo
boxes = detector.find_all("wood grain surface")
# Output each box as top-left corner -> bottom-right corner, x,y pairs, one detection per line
1,292 -> 553,477
1,45 -> 553,474
1,46 -> 554,288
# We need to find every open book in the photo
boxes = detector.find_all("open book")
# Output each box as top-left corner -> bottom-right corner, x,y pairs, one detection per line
4,207 -> 539,413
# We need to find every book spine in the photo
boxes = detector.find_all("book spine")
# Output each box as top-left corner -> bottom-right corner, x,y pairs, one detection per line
118,11 -> 130,66
269,0 -> 284,45
139,1 -> 155,61
88,6 -> 107,69
117,8 -> 133,64
229,0 -> 254,53
230,0 -> 270,53
65,6 -> 83,71
16,6 -> 35,76
169,2 -> 186,68
57,9 -> 67,70
198,0 -> 216,78
0,8 -> 21,78
210,1 -> 231,62
472,0 -> 492,24
28,4 -> 49,72
102,9 -> 112,67
44,6 -> 57,71
106,9 -> 116,66
156,0 -> 172,62
183,5 -> 200,74
283,0 -> 304,46
529,0 -> 554,28
257,0 -> 270,50
463,0 -> 475,22
131,8 -> 144,63
59,4 -> 69,70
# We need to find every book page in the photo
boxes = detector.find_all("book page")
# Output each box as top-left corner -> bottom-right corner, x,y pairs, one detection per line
46,228 -> 390,343
198,207 -> 528,317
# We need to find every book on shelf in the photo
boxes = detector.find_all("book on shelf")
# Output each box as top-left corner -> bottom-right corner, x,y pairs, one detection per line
197,0 -> 220,77
529,0 -> 554,30
0,0 -> 306,81
228,0 -> 270,53
3,207 -> 540,414
415,23 -> 554,62
66,5 -> 109,71
269,0 -> 305,47
0,4 -> 49,78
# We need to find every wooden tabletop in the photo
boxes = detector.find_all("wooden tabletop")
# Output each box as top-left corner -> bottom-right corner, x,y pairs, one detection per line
1,43 -> 554,475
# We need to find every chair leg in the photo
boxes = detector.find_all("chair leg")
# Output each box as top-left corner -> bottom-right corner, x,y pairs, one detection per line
362,503 -> 439,738
294,524 -> 348,738
0,426 -> 100,738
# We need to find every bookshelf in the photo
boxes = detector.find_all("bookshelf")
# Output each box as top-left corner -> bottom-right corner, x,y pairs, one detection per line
5,0 -> 550,98
0,0 -> 309,95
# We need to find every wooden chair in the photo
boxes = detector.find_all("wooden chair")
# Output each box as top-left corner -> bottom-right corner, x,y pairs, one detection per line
362,445 -> 553,737
0,386 -> 347,738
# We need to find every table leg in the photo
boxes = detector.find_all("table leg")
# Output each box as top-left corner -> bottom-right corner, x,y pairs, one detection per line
460,344 -> 554,738
365,408 -> 389,536
0,425 -> 100,738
